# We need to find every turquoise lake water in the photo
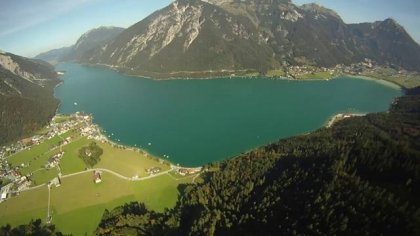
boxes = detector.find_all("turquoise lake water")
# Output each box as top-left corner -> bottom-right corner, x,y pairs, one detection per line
55,63 -> 402,166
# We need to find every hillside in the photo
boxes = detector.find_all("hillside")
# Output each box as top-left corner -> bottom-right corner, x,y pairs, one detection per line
35,26 -> 124,64
0,52 -> 60,145
79,0 -> 420,77
92,88 -> 420,235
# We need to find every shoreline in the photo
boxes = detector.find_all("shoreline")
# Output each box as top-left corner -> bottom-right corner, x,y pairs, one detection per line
76,63 -> 407,91
59,113 -> 202,169
51,64 -> 406,168
325,112 -> 366,128
343,75 -> 403,91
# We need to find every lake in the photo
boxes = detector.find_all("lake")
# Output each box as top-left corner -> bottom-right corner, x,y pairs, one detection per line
55,63 -> 402,167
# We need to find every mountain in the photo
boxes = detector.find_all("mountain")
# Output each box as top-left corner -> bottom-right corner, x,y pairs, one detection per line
0,51 -> 60,145
35,26 -> 124,64
34,47 -> 72,65
94,89 -> 420,235
80,0 -> 420,77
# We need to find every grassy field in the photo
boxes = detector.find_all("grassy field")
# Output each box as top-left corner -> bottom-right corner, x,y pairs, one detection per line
0,187 -> 48,227
297,71 -> 335,80
53,115 -> 73,124
7,136 -> 62,167
0,172 -> 195,235
7,133 -> 172,184
360,67 -> 420,89
7,129 -> 83,182
7,130 -> 81,184
1,116 -> 201,235
266,69 -> 286,77
31,168 -> 59,186
59,137 -> 91,175
95,142 -> 170,177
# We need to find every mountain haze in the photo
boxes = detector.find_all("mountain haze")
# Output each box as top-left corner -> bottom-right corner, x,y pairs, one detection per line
78,0 -> 420,77
35,26 -> 124,64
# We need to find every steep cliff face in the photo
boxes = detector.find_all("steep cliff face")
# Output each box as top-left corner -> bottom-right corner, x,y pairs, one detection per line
0,52 -> 59,145
74,0 -> 420,76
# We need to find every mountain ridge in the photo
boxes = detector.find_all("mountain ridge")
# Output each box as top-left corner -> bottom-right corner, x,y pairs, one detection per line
0,51 -> 60,145
76,0 -> 420,77
35,26 -> 124,64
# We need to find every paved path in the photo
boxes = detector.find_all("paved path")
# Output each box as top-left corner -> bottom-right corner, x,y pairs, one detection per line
192,173 -> 201,183
60,167 -> 179,182
12,183 -> 46,193
46,185 -> 51,224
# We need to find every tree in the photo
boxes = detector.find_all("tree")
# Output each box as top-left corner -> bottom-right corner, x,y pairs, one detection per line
78,142 -> 103,167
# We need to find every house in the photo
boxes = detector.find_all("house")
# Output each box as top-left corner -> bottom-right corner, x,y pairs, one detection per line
93,171 -> 102,183
50,177 -> 61,187
178,168 -> 201,176
145,167 -> 161,175
0,183 -> 14,201
178,168 -> 190,176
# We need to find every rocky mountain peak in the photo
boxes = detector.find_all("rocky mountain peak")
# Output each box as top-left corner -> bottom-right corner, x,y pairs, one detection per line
0,53 -> 45,85
36,26 -> 124,63
74,26 -> 124,50
300,3 -> 341,20
204,0 -> 291,4
42,0 -> 420,76
377,18 -> 406,32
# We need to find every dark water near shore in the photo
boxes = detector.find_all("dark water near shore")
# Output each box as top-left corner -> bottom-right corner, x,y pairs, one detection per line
55,63 -> 402,166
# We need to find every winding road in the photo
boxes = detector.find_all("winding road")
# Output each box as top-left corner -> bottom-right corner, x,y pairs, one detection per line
60,166 -> 179,181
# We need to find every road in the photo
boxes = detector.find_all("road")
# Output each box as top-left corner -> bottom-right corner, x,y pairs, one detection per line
60,166 -> 179,182
11,167 -> 179,195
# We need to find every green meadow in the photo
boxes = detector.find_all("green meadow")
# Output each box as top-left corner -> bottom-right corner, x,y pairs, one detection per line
1,125 -> 197,235
0,172 -> 195,235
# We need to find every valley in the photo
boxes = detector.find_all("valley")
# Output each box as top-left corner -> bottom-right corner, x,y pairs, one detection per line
1,0 -> 419,235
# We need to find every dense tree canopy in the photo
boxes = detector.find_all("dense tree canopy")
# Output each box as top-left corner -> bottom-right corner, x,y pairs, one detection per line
0,219 -> 64,236
78,142 -> 103,168
0,54 -> 59,146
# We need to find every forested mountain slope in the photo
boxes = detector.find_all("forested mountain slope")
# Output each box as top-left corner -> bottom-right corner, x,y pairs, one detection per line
0,52 -> 59,145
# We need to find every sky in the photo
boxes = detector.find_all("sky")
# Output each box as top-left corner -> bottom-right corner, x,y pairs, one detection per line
0,0 -> 419,57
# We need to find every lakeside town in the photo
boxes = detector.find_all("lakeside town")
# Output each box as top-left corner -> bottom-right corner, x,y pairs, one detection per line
0,113 -> 202,203
0,113 -> 99,202
281,58 -> 420,88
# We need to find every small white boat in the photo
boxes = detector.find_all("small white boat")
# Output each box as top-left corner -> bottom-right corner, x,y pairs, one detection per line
74,102 -> 78,106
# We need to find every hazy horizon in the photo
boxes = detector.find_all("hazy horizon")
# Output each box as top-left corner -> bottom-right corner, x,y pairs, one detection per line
0,0 -> 419,57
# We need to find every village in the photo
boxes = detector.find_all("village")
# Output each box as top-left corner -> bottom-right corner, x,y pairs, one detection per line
0,112 -> 102,203
0,112 -> 204,205
281,58 -> 418,86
